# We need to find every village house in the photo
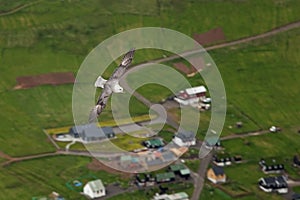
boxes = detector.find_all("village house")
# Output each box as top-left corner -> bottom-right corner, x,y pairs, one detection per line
258,175 -> 288,194
169,163 -> 191,179
69,124 -> 115,142
155,172 -> 176,183
143,138 -> 164,148
233,155 -> 243,163
173,131 -> 196,147
207,166 -> 226,184
174,86 -> 207,106
213,156 -> 232,167
83,179 -> 106,199
135,174 -> 155,187
259,159 -> 285,174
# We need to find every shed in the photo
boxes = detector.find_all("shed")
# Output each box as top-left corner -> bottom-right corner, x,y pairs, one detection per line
83,179 -> 105,199
156,172 -> 175,183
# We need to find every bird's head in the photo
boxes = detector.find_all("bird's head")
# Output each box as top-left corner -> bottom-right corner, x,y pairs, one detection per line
113,84 -> 124,93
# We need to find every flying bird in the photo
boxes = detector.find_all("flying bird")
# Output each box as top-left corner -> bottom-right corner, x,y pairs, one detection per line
89,48 -> 135,123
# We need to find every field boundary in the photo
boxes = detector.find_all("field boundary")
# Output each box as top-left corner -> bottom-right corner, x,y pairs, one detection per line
0,0 -> 43,17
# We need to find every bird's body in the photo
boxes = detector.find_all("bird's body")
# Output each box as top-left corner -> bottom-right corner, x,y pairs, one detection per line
89,48 -> 135,123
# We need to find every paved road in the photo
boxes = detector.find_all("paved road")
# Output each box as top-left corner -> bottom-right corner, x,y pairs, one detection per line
191,151 -> 213,200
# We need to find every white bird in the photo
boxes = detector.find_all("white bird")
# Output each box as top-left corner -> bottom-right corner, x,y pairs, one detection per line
89,48 -> 135,123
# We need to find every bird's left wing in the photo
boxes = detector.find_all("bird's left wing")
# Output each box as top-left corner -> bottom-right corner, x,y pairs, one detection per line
88,86 -> 112,123
110,48 -> 135,80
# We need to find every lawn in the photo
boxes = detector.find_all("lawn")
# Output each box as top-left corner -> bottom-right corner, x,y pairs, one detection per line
108,182 -> 194,200
0,1 -> 299,199
199,184 -> 233,200
185,159 -> 200,173
0,155 -> 130,200
209,28 -> 300,129
0,0 -> 299,157
222,163 -> 285,200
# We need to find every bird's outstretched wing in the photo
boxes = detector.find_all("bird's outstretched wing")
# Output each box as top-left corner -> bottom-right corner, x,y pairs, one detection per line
88,85 -> 112,123
88,48 -> 135,123
110,48 -> 135,80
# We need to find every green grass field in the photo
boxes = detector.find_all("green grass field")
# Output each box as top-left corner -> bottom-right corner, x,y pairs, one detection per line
108,182 -> 194,200
0,1 -> 300,199
210,28 -> 300,129
0,155 -> 130,200
0,0 -> 299,157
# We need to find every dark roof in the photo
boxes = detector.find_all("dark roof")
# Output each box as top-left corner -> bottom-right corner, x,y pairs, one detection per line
70,124 -> 113,139
276,176 -> 287,185
294,155 -> 300,165
292,193 -> 300,200
212,166 -> 225,176
175,131 -> 195,142
264,177 -> 276,185
260,176 -> 287,187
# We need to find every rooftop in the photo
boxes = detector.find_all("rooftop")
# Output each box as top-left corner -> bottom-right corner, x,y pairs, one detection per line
85,179 -> 104,192
212,165 -> 225,176
175,131 -> 195,142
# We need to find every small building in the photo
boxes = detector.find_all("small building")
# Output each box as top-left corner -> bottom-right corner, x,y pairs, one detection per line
83,179 -> 106,199
204,139 -> 219,150
233,155 -> 243,163
258,175 -> 288,194
173,131 -> 196,147
143,138 -> 164,148
213,156 -> 232,167
207,166 -> 226,184
179,168 -> 191,179
169,163 -> 186,174
152,192 -> 189,200
136,174 -> 155,187
293,155 -> 300,167
174,86 -> 207,106
69,124 -> 115,142
155,172 -> 175,183
259,159 -> 285,174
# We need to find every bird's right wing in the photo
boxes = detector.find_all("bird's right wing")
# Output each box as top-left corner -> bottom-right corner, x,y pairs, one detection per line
88,86 -> 112,123
110,48 -> 135,80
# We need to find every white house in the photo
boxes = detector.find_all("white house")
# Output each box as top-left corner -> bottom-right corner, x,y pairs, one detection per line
174,86 -> 207,106
258,176 -> 288,194
83,179 -> 106,199
173,131 -> 196,147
